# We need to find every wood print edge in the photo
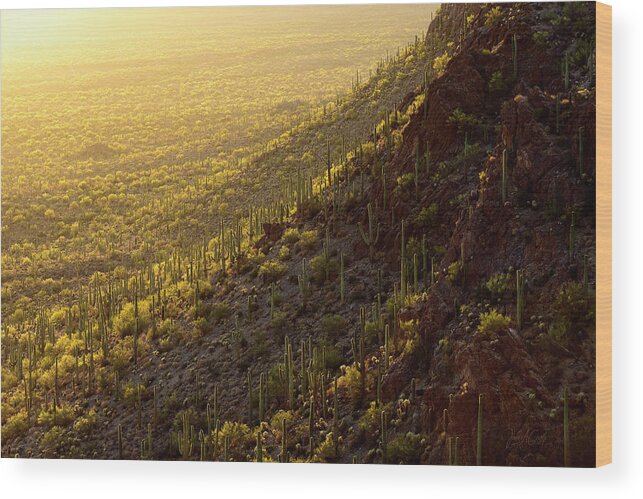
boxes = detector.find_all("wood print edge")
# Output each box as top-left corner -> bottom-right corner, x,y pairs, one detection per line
595,0 -> 612,468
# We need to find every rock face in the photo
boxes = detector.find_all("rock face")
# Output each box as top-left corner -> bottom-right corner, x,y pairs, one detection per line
377,2 -> 597,466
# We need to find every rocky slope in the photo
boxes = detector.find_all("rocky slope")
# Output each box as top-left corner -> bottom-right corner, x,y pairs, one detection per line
2,2 -> 597,466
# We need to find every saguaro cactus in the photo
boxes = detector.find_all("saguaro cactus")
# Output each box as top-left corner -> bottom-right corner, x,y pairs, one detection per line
400,220 -> 407,302
256,431 -> 263,462
380,410 -> 388,464
516,269 -> 525,329
477,394 -> 483,465
578,126 -> 585,176
340,252 -> 345,304
281,417 -> 289,463
563,387 -> 570,467
177,412 -> 193,460
358,203 -> 380,261
117,424 -> 123,459
501,149 -> 508,203
512,34 -> 518,78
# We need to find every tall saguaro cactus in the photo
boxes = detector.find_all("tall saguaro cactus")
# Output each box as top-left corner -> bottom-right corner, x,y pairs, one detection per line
477,394 -> 483,465
563,387 -> 570,467
358,203 -> 380,261
400,220 -> 407,303
516,269 -> 525,329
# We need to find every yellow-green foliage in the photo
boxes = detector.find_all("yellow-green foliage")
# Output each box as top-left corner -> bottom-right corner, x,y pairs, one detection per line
320,314 -> 347,337
361,141 -> 376,162
278,245 -> 290,260
396,173 -> 415,191
488,70 -> 506,93
192,317 -> 209,337
312,431 -> 338,462
337,363 -> 374,404
358,401 -> 388,437
212,421 -> 253,460
447,261 -> 462,283
40,426 -> 70,456
298,230 -> 318,251
258,260 -> 288,282
282,228 -> 301,245
0,4 -> 445,458
309,253 -> 339,282
549,281 -> 595,342
484,6 -> 503,26
433,51 -> 452,76
399,319 -> 421,355
113,300 -> 152,338
2,410 -> 29,441
72,409 -> 98,435
110,336 -> 135,372
478,309 -> 511,335
388,432 -> 425,464
270,311 -> 288,331
485,272 -> 511,297
37,404 -> 75,428
270,410 -> 296,438
448,108 -> 480,128
122,382 -> 146,406
414,203 -> 439,228
211,302 -> 231,323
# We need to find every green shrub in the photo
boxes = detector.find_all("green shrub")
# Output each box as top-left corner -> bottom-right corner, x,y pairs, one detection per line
309,253 -> 339,282
532,31 -> 550,47
40,426 -> 70,456
282,228 -> 300,245
113,300 -> 151,338
312,431 -> 338,462
211,302 -> 231,323
488,70 -> 506,93
298,230 -> 318,251
364,320 -> 382,347
211,421 -> 253,461
271,311 -> 287,332
267,363 -> 288,403
337,363 -> 373,405
549,281 -> 594,343
157,320 -> 182,352
477,309 -> 511,335
72,409 -> 98,435
193,316 -> 209,337
433,51 -> 452,76
323,345 -> 345,371
249,252 -> 267,267
258,259 -> 288,282
447,261 -> 462,283
484,6 -> 503,26
320,314 -> 347,337
415,203 -> 438,228
2,410 -> 29,441
110,336 -> 135,372
278,245 -> 290,260
388,432 -> 425,464
448,108 -> 480,128
357,400 -> 391,443
37,404 -> 75,428
396,173 -> 415,191
270,410 -> 296,437
485,272 -> 511,298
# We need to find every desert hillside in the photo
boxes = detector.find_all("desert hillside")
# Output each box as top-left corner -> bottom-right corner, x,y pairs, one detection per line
1,3 -> 597,466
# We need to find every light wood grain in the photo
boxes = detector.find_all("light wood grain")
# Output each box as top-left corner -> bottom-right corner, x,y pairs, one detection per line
595,1 -> 612,468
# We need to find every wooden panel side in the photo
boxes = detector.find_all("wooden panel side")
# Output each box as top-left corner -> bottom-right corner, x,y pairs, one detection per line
595,1 -> 612,468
